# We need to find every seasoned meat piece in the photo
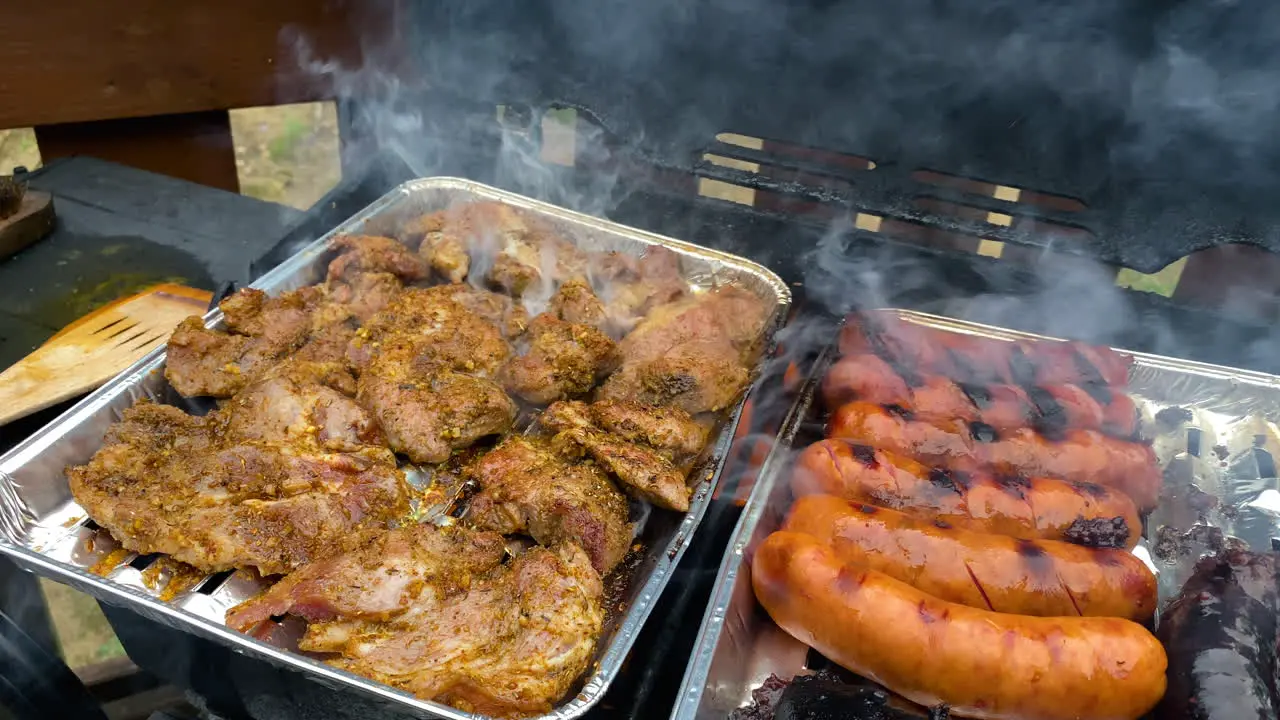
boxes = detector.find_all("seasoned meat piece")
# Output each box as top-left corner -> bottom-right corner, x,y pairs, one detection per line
349,287 -> 511,375
501,314 -> 618,405
549,277 -> 607,329
67,402 -> 409,575
165,288 -> 317,397
357,361 -> 516,464
587,399 -> 708,460
165,317 -> 252,397
591,248 -> 687,332
420,232 -> 471,283
292,321 -> 357,365
599,340 -> 750,414
320,543 -> 603,717
219,359 -> 381,453
226,523 -> 507,635
618,286 -> 769,365
426,283 -> 530,338
326,235 -> 428,283
542,401 -> 691,512
466,437 -> 632,574
325,271 -> 403,324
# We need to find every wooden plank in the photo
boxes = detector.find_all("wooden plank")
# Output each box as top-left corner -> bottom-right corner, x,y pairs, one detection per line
36,112 -> 240,192
0,0 -> 403,129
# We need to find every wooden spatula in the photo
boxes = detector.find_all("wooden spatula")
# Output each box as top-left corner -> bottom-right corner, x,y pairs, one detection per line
0,283 -> 213,426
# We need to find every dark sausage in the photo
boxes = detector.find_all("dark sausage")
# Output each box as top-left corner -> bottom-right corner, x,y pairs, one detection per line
790,439 -> 1141,549
1155,550 -> 1280,720
752,531 -> 1168,720
784,494 -> 1156,620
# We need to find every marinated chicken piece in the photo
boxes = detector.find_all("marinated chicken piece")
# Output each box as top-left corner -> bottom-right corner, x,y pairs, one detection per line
617,286 -> 769,365
586,399 -> 708,460
426,283 -> 530,338
292,321 -> 357,365
598,340 -> 750,414
349,287 -> 512,375
548,277 -> 607,329
164,317 -> 252,397
323,543 -> 603,717
542,401 -> 691,512
219,359 -> 381,452
165,288 -> 317,397
67,402 -> 409,575
421,233 -> 471,283
324,271 -> 404,324
590,248 -> 688,332
596,287 -> 769,414
466,437 -> 632,574
501,314 -> 618,405
358,359 -> 516,464
226,523 -> 507,635
326,235 -> 428,283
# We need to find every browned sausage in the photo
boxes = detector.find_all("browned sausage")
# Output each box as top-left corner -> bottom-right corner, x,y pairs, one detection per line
790,439 -> 1141,549
838,312 -> 1132,388
828,401 -> 1161,510
783,494 -> 1156,621
821,354 -> 1140,437
752,531 -> 1168,720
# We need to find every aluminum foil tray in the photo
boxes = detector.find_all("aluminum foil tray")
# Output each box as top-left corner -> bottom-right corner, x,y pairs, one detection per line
0,177 -> 790,720
672,309 -> 1280,720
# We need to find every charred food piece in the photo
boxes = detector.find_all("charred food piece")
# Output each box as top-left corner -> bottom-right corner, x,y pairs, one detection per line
466,436 -> 632,575
501,314 -> 618,405
1155,550 -> 1280,720
67,402 -> 409,575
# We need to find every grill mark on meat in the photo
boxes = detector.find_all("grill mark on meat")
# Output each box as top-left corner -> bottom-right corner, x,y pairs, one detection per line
857,318 -> 924,387
1024,386 -> 1067,435
1078,380 -> 1113,405
927,468 -> 966,495
846,443 -> 880,469
963,562 -> 995,611
1068,346 -> 1107,387
969,421 -> 999,443
956,382 -> 992,410
884,404 -> 914,421
1060,580 -> 1084,616
994,473 -> 1030,501
1008,345 -> 1036,386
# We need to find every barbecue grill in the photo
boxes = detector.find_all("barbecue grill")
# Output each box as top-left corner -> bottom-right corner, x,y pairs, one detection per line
10,1 -> 1280,718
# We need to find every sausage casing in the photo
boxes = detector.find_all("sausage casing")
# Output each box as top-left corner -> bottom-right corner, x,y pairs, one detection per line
838,312 -> 1132,388
791,439 -> 1141,549
828,401 -> 1161,510
784,494 -> 1156,620
821,354 -> 1139,437
752,531 -> 1168,720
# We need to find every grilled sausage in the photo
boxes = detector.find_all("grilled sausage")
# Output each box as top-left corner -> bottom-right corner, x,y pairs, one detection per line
752,531 -> 1168,720
784,494 -> 1156,620
838,312 -> 1132,388
791,439 -> 1141,549
1155,550 -> 1280,720
821,353 -> 1139,437
828,401 -> 1161,510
